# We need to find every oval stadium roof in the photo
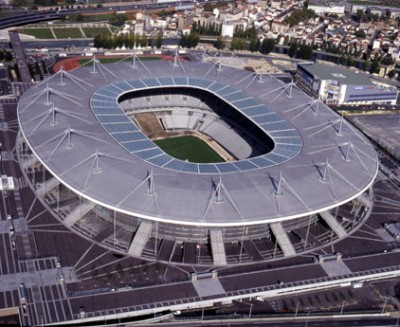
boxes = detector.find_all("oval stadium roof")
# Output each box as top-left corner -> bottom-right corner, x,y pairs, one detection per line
17,59 -> 378,227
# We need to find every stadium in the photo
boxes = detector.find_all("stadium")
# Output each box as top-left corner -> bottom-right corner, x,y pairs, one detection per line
16,56 -> 379,266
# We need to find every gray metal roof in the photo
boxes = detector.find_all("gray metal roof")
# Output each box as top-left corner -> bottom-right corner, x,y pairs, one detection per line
17,59 -> 378,227
91,76 -> 301,174
299,63 -> 372,85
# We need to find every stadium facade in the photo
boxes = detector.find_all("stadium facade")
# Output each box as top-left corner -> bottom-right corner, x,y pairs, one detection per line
17,58 -> 378,266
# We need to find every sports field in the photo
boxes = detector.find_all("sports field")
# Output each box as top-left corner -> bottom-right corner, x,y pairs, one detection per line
78,56 -> 162,65
154,136 -> 224,163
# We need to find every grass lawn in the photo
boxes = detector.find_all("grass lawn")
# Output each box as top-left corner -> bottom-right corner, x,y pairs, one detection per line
82,27 -> 111,38
154,136 -> 224,163
78,56 -> 162,65
69,13 -> 115,22
17,28 -> 54,39
53,28 -> 83,39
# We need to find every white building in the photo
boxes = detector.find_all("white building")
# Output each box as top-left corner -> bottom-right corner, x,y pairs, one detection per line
221,23 -> 234,37
297,63 -> 398,105
308,3 -> 345,15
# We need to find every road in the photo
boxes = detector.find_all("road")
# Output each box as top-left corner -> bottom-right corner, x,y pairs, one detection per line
128,316 -> 400,327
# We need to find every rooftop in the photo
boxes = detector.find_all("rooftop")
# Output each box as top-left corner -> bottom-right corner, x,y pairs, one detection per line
17,58 -> 378,227
299,63 -> 373,85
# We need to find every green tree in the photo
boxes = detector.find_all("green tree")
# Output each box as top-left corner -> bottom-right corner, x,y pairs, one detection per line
356,9 -> 365,22
339,54 -> 347,65
355,29 -> 366,38
137,34 -> 146,48
179,33 -> 199,49
260,38 -> 275,54
369,58 -> 380,74
381,55 -> 394,66
249,38 -> 258,52
363,59 -> 370,71
387,69 -> 396,78
285,8 -> 316,27
230,37 -> 245,51
296,44 -> 313,59
214,35 -> 225,50
12,0 -> 29,6
288,41 -> 298,58
155,31 -> 163,49
347,55 -> 354,67
33,0 -> 57,5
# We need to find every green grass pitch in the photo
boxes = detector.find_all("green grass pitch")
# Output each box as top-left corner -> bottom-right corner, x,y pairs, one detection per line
53,28 -> 82,39
17,28 -> 54,39
154,136 -> 225,163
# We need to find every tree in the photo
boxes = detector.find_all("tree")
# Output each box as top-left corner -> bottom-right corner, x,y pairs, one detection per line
369,58 -> 380,74
214,36 -> 225,50
285,8 -> 316,27
283,35 -> 290,45
363,59 -> 370,71
4,51 -> 12,62
356,9 -> 365,22
339,54 -> 347,65
296,44 -> 313,59
155,31 -> 163,49
179,33 -> 199,49
381,55 -> 394,66
249,38 -> 258,52
387,69 -> 396,78
260,38 -> 275,54
139,34 -> 148,48
12,0 -> 29,6
347,55 -> 354,67
288,41 -> 298,58
355,29 -> 366,38
230,37 -> 245,51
